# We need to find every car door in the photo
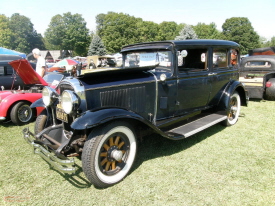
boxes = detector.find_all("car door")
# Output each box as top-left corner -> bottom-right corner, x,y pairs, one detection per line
176,48 -> 211,115
208,48 -> 239,104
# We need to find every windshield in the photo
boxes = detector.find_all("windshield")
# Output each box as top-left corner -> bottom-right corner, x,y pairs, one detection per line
43,73 -> 65,87
123,50 -> 173,73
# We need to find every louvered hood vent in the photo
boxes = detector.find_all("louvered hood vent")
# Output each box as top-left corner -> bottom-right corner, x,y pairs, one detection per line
100,86 -> 146,112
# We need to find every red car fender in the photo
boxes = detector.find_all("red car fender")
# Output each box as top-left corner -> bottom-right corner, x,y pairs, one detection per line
0,92 -> 43,118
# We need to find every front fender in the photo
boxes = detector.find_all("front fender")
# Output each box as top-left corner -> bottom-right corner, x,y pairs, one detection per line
71,108 -> 153,130
218,80 -> 248,110
30,98 -> 45,108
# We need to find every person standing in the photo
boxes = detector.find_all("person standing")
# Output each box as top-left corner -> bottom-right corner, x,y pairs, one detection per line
32,48 -> 46,77
76,58 -> 82,76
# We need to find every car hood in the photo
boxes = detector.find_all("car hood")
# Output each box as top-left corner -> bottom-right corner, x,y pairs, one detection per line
9,59 -> 48,86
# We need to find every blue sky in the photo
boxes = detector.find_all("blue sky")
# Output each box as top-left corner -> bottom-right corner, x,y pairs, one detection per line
1,0 -> 274,40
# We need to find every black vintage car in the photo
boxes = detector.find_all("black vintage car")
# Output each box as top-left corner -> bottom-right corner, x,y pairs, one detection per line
239,55 -> 275,100
23,40 -> 248,188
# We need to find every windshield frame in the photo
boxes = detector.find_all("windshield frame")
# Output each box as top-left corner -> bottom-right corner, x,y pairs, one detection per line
122,49 -> 174,75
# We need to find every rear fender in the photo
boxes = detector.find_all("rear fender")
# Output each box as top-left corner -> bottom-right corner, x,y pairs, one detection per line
218,81 -> 248,111
264,72 -> 275,85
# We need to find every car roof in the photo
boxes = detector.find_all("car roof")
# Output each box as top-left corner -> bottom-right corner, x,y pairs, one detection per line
121,39 -> 239,52
240,55 -> 275,68
0,54 -> 23,61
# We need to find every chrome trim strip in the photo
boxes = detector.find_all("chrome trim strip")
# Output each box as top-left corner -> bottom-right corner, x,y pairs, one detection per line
148,71 -> 158,124
85,80 -> 155,91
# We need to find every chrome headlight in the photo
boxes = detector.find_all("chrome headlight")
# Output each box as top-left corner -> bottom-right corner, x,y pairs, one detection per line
61,90 -> 80,114
42,86 -> 59,106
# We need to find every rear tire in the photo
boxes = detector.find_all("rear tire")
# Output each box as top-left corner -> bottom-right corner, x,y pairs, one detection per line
222,92 -> 241,126
82,121 -> 137,188
265,78 -> 275,100
10,102 -> 34,125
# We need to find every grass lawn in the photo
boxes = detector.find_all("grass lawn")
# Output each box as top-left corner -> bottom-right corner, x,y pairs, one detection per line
0,100 -> 275,205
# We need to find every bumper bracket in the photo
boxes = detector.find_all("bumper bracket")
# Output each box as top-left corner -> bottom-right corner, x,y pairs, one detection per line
22,128 -> 76,174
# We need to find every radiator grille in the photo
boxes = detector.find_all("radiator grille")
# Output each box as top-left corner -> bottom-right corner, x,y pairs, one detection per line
100,86 -> 146,112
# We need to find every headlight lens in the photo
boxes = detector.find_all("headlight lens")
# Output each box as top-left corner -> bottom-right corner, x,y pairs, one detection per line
42,86 -> 58,106
61,90 -> 79,114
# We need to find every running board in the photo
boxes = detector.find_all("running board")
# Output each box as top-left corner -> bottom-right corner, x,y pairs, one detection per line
165,113 -> 227,139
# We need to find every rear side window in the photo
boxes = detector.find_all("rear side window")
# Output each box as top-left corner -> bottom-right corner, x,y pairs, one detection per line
213,49 -> 228,69
245,61 -> 271,67
0,65 -> 14,75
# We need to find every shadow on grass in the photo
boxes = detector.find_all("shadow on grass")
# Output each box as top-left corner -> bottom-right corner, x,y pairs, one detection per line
131,124 -> 226,172
0,120 -> 35,128
45,161 -> 92,188
40,123 -> 227,189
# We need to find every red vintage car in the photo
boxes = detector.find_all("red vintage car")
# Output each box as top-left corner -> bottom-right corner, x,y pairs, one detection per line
0,59 -> 68,125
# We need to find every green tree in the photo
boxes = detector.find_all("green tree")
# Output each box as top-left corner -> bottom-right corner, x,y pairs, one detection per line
87,35 -> 106,56
96,12 -> 141,53
8,13 -> 44,53
193,22 -> 222,39
44,12 -> 90,56
175,25 -> 198,40
222,17 -> 260,54
157,21 -> 182,41
261,36 -> 275,47
0,14 -> 13,48
0,13 -> 44,53
136,20 -> 159,42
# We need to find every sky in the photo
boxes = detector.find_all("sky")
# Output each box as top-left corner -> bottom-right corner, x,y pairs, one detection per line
1,0 -> 274,40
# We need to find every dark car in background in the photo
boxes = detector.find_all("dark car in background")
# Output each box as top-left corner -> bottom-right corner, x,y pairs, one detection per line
0,55 -> 36,90
23,40 -> 248,188
239,55 -> 275,99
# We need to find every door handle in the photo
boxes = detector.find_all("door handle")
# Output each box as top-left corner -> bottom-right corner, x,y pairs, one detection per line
208,72 -> 217,76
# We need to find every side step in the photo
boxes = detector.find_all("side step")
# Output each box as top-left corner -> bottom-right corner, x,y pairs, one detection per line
165,113 -> 227,139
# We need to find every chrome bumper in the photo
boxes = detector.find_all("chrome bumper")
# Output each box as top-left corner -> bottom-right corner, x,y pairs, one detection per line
22,128 -> 76,174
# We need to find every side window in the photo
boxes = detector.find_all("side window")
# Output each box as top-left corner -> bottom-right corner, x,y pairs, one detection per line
178,48 -> 208,73
213,49 -> 228,69
0,66 -> 4,76
6,66 -> 14,75
230,49 -> 238,67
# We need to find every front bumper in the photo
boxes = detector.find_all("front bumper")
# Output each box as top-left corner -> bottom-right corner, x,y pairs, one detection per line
22,128 -> 76,174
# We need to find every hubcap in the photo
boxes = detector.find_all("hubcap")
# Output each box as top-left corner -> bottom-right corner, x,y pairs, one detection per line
19,105 -> 31,122
111,149 -> 123,161
100,135 -> 126,172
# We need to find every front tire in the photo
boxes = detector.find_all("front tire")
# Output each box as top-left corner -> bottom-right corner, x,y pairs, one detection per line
82,121 -> 137,188
10,102 -> 34,125
222,92 -> 241,126
34,109 -> 50,134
